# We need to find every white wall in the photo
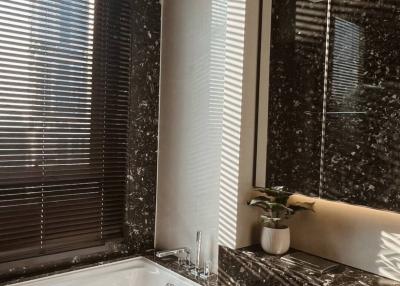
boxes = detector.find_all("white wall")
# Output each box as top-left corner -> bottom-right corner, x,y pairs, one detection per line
155,0 -> 226,272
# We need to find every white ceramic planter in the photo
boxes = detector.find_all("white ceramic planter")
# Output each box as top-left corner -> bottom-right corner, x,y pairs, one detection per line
261,226 -> 290,255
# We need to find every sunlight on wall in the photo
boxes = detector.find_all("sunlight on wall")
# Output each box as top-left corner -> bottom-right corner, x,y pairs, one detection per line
377,231 -> 400,281
218,0 -> 246,249
156,0 -> 227,272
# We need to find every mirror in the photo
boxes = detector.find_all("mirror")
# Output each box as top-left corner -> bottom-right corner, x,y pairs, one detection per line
257,0 -> 400,212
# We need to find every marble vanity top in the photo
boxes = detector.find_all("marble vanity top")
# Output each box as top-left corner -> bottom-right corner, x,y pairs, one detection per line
218,245 -> 399,286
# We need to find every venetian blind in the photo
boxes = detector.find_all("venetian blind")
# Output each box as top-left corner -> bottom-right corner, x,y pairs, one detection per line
0,0 -> 130,262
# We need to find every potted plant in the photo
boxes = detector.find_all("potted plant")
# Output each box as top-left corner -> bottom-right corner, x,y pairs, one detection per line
247,186 -> 314,255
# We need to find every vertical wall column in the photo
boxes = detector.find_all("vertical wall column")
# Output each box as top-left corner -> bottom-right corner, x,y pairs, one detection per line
156,0 -> 224,273
218,0 -> 262,249
126,0 -> 161,253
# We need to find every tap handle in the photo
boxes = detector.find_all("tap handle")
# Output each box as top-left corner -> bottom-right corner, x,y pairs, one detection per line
183,251 -> 193,270
195,231 -> 202,269
199,259 -> 212,280
204,260 -> 211,276
196,231 -> 202,244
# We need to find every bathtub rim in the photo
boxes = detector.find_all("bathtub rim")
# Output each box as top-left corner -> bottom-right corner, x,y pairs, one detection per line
7,256 -> 200,286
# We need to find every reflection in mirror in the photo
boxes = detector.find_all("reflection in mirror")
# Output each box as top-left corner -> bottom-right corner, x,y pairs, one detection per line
265,0 -> 327,197
322,0 -> 400,210
261,0 -> 400,212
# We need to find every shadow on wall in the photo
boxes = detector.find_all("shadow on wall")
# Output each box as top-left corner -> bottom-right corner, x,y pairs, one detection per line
377,231 -> 400,281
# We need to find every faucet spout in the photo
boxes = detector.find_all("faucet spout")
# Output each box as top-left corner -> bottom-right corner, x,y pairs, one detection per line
155,247 -> 191,258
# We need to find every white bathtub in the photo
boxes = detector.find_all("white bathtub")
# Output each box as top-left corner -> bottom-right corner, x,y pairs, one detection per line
11,257 -> 200,286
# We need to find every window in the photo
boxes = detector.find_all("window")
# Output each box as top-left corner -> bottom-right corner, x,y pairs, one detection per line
0,0 -> 130,262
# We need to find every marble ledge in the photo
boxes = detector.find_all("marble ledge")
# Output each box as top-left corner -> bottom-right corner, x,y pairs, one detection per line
218,245 -> 400,286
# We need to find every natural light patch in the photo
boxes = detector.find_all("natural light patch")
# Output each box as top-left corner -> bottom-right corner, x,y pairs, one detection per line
0,0 -> 95,168
376,231 -> 400,281
218,0 -> 246,249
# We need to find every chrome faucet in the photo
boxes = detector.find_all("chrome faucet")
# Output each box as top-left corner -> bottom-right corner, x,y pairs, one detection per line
195,231 -> 202,271
155,247 -> 190,258
155,247 -> 191,268
155,231 -> 211,280
190,231 -> 204,277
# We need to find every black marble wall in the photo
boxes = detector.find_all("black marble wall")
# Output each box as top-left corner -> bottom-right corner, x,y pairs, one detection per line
266,0 -> 327,197
0,0 -> 161,282
322,0 -> 400,211
125,0 -> 161,254
265,0 -> 400,212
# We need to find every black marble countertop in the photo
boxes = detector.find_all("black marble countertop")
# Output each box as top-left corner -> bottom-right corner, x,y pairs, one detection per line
218,246 -> 400,286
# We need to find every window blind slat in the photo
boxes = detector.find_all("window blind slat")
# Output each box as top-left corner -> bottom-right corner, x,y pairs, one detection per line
0,0 -> 130,262
0,1 -> 94,25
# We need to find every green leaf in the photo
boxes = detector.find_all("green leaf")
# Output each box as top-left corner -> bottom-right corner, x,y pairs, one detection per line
248,199 -> 292,215
249,196 -> 274,203
260,214 -> 288,229
253,186 -> 291,205
253,186 -> 290,195
260,215 -> 282,222
248,186 -> 315,228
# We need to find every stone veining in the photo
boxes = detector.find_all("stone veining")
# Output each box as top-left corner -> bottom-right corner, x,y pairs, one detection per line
218,246 -> 399,286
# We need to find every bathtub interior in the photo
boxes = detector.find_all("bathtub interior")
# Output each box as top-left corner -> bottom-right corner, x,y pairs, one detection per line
11,257 -> 199,286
